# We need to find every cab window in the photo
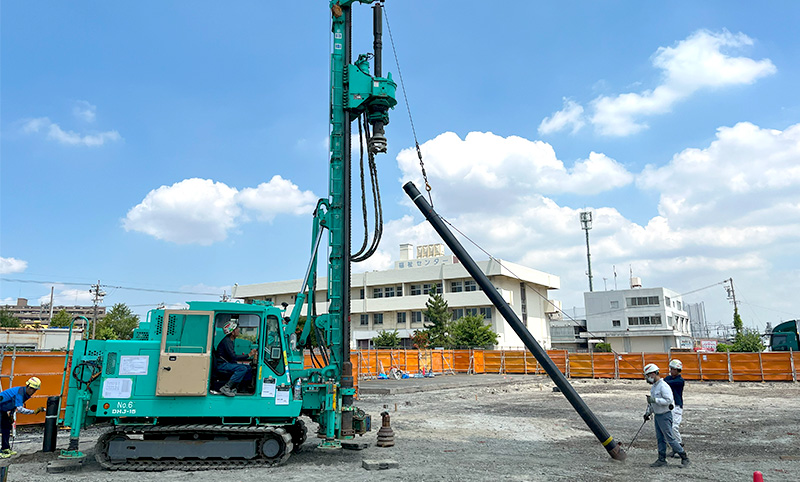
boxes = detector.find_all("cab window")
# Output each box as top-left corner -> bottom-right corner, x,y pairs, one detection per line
264,315 -> 285,374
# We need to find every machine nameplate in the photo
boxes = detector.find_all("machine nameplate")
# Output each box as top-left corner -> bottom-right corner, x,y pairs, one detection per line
119,355 -> 149,375
102,378 -> 133,398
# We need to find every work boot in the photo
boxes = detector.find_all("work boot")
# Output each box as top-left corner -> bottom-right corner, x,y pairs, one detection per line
679,451 -> 690,467
219,382 -> 236,397
650,453 -> 668,467
1,449 -> 16,456
670,443 -> 684,458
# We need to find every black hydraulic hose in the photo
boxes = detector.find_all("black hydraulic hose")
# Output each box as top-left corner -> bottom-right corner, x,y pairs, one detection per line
403,181 -> 626,461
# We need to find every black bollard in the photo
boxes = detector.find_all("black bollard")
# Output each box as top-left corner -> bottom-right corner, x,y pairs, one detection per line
42,396 -> 60,452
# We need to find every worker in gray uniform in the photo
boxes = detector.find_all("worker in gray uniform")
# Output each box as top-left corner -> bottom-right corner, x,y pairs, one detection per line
643,363 -> 690,468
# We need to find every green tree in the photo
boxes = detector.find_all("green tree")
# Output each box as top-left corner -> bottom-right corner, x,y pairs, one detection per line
731,328 -> 766,352
372,330 -> 402,348
450,314 -> 498,348
594,342 -> 612,353
49,309 -> 72,328
96,303 -> 140,340
423,285 -> 452,347
411,330 -> 429,349
733,306 -> 744,334
0,308 -> 21,328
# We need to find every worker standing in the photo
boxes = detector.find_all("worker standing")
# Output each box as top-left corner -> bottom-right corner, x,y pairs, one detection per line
0,377 -> 44,458
664,359 -> 685,457
643,364 -> 690,468
214,321 -> 257,397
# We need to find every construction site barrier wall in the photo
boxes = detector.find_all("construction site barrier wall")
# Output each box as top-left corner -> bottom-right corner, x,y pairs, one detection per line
6,348 -> 797,425
347,349 -> 800,384
0,348 -> 71,426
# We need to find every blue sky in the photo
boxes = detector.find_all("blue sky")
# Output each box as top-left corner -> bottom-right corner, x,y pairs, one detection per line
2,1 -> 799,335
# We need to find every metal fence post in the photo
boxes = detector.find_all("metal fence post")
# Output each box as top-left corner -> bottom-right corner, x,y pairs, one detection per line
727,351 -> 733,383
758,351 -> 764,382
791,349 -> 797,382
698,352 -> 703,381
591,349 -> 595,379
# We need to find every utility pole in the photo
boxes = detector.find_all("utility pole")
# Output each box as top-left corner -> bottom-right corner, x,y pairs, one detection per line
725,277 -> 737,307
89,281 -> 105,339
580,211 -> 593,292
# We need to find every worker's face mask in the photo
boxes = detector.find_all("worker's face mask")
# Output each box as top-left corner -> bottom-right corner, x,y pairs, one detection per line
645,375 -> 655,384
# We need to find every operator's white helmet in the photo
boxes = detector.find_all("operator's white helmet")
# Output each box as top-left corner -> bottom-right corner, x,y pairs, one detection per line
643,363 -> 660,375
669,359 -> 683,370
223,321 -> 238,335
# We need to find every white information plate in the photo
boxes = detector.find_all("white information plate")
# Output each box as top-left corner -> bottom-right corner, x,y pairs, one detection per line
275,387 -> 290,405
102,378 -> 133,399
119,355 -> 149,376
261,379 -> 277,398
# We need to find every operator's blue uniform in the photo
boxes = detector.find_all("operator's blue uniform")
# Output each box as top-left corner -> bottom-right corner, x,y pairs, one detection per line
214,334 -> 252,388
0,386 -> 33,451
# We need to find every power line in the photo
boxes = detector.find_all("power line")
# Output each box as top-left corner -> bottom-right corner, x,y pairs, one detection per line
1,278 -> 221,296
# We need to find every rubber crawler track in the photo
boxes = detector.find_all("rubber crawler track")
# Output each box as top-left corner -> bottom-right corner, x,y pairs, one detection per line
95,424 -> 294,471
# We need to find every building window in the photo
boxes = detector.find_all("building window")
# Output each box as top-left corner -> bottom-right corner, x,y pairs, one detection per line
664,296 -> 671,307
466,308 -> 478,317
384,286 -> 395,298
480,307 -> 492,320
373,313 -> 383,325
520,282 -> 528,323
627,315 -> 662,326
464,280 -> 478,292
397,312 -> 406,325
373,287 -> 383,298
422,283 -> 440,295
411,311 -> 422,324
451,308 -> 464,321
395,285 -> 402,297
610,300 -> 619,309
626,296 -> 659,307
450,281 -> 463,293
359,289 -> 364,300
612,319 -> 621,327
410,284 -> 422,296
360,314 -> 369,326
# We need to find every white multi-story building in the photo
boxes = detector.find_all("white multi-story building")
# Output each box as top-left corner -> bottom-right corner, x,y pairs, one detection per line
232,244 -> 560,349
583,280 -> 693,353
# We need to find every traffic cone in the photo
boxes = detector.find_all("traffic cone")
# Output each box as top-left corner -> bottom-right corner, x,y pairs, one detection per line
753,471 -> 763,482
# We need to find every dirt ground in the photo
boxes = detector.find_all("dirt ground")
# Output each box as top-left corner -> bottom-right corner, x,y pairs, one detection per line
6,375 -> 799,481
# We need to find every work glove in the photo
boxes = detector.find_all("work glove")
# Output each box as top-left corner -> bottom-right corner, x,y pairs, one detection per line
34,407 -> 45,414
643,413 -> 651,422
646,395 -> 654,404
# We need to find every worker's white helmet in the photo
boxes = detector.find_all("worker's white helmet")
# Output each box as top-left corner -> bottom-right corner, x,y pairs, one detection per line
223,321 -> 238,335
643,363 -> 660,375
669,359 -> 683,370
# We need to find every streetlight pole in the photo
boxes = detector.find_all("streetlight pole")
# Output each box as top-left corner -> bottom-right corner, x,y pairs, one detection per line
580,211 -> 593,292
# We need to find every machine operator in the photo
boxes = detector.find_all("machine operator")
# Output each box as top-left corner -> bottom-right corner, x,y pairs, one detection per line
214,321 -> 257,397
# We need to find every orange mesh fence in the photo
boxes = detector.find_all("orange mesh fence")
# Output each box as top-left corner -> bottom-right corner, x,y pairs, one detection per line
698,353 -> 729,381
569,353 -> 593,378
593,353 -> 616,378
729,353 -> 762,382
1,351 -> 71,426
502,351 -> 526,374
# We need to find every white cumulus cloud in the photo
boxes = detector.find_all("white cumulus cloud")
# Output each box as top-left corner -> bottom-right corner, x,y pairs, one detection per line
238,175 -> 317,221
540,30 -> 776,137
38,288 -> 94,306
123,177 -> 318,245
21,116 -> 121,147
0,257 -> 28,274
538,98 -> 585,135
397,131 -> 633,215
73,100 -> 97,122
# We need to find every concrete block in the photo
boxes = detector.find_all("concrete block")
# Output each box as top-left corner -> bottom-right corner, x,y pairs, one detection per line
362,459 -> 399,470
